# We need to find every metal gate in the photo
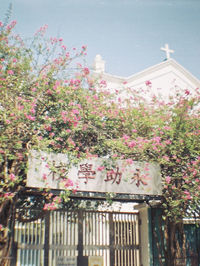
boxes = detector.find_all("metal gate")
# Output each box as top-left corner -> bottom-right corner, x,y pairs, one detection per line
13,209 -> 140,266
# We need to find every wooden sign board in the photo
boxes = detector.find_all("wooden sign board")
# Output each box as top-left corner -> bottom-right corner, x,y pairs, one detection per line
27,151 -> 162,196
56,256 -> 77,266
89,256 -> 103,266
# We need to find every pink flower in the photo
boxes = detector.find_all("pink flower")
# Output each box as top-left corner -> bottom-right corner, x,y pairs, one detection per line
43,203 -> 57,211
53,196 -> 62,203
123,134 -> 130,141
163,156 -> 169,161
8,70 -> 14,75
128,140 -> 136,148
45,125 -> 52,131
145,80 -> 152,86
4,192 -> 14,198
64,179 -> 74,188
43,174 -> 47,180
93,95 -> 98,100
25,114 -> 35,121
185,89 -> 190,95
126,158 -> 133,165
97,166 -> 105,171
18,105 -> 24,110
50,132 -> 55,137
72,109 -> 79,115
30,108 -> 35,114
100,80 -> 107,86
165,176 -> 171,184
83,67 -> 90,75
165,140 -> 172,145
9,173 -> 16,181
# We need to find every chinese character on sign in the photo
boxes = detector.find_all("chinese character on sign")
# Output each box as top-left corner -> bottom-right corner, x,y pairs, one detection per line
48,160 -> 67,181
104,167 -> 122,184
131,168 -> 148,187
78,163 -> 96,184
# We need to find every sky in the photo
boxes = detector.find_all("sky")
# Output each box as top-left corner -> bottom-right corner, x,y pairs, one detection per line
1,0 -> 200,79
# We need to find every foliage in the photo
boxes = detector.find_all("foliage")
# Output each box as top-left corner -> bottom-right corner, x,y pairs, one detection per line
0,19 -> 115,265
0,18 -> 200,265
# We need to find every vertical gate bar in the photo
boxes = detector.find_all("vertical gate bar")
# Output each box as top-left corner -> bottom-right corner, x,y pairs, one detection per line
128,215 -> 130,266
124,216 -> 127,266
94,212 -> 97,255
77,210 -> 83,266
64,212 -> 66,255
89,212 -> 91,256
54,211 -> 59,257
67,212 -> 69,256
49,213 -> 52,266
61,212 -> 64,256
34,221 -> 37,266
97,212 -> 99,256
133,215 -> 135,266
39,217 -> 43,266
82,211 -> 85,256
117,214 -> 120,265
10,205 -> 17,266
121,216 -> 123,266
88,212 -> 90,256
86,212 -> 89,256
134,214 -> 136,265
90,212 -> 92,256
127,216 -> 129,266
34,220 -> 37,265
44,211 -> 50,266
67,211 -> 69,256
114,214 -> 116,265
138,213 -> 141,266
109,212 -> 114,266
102,214 -> 104,248
135,215 -> 138,266
73,211 -> 75,257
70,211 -> 73,256
66,211 -> 69,256
30,222 -> 33,265
25,222 -> 28,266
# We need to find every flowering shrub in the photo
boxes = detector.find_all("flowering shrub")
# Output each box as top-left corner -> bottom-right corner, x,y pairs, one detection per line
0,18 -> 200,265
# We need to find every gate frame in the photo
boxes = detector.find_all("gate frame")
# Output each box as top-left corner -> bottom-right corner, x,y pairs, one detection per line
10,189 -> 163,266
12,207 -> 142,266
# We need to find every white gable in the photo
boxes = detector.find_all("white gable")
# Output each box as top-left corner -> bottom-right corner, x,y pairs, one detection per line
94,58 -> 200,97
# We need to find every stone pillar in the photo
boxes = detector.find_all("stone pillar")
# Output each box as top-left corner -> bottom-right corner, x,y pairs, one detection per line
135,203 -> 152,266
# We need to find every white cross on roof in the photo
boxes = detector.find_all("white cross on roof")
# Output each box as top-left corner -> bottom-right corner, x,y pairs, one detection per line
160,44 -> 174,59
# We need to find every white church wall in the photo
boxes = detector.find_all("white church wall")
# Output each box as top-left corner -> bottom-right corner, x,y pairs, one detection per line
93,57 -> 200,102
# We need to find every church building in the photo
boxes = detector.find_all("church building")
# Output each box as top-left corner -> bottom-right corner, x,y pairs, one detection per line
93,44 -> 200,97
